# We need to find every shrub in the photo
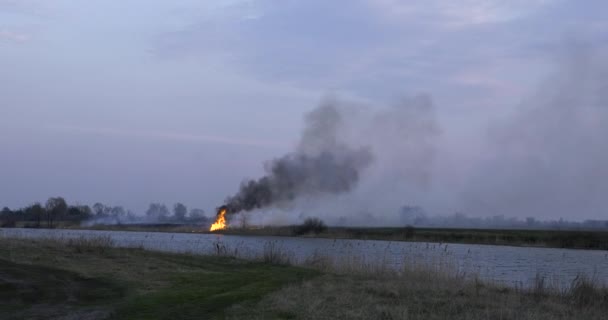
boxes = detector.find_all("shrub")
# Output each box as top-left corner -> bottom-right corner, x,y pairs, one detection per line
568,275 -> 608,308
0,220 -> 16,228
403,225 -> 416,239
66,236 -> 114,253
294,217 -> 327,235
262,241 -> 292,265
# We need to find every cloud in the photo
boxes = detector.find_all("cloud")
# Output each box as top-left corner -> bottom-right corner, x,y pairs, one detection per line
370,0 -> 554,27
46,125 -> 288,149
0,0 -> 50,18
0,29 -> 30,42
151,0 -> 563,104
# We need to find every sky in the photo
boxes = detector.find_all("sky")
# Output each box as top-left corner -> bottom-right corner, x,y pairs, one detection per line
1,0 -> 607,222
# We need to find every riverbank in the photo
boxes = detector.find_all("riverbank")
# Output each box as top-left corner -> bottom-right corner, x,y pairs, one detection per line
222,226 -> 608,250
78,224 -> 608,250
0,236 -> 317,319
2,237 -> 607,319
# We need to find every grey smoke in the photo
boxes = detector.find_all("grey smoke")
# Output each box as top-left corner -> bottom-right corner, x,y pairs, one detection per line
230,95 -> 440,224
461,47 -> 608,220
224,102 -> 374,213
227,46 -> 608,226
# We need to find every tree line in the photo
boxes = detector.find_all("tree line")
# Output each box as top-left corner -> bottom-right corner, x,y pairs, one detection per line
0,197 -> 209,228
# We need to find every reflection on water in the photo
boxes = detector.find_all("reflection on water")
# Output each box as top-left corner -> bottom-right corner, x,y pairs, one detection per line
2,228 -> 607,288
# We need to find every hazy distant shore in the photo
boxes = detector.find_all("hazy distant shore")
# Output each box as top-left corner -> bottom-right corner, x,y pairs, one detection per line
65,224 -> 608,251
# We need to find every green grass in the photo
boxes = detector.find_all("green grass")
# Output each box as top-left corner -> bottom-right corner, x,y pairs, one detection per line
0,259 -> 125,319
0,238 -> 317,320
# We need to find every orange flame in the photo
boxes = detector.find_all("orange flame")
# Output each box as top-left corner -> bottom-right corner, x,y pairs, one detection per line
210,207 -> 227,231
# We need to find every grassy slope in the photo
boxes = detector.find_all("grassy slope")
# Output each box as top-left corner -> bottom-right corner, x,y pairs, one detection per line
0,259 -> 124,319
0,238 -> 317,320
2,237 -> 607,320
227,272 -> 608,320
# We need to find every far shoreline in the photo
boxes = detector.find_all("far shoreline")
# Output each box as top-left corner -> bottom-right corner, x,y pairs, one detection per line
13,223 -> 607,251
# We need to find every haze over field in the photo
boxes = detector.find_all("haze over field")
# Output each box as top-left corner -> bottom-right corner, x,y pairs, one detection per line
1,1 -> 607,225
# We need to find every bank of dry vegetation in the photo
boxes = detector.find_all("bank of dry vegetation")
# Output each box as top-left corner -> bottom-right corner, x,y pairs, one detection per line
0,236 -> 606,319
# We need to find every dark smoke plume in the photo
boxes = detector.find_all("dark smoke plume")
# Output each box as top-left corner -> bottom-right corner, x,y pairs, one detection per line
224,102 -> 373,214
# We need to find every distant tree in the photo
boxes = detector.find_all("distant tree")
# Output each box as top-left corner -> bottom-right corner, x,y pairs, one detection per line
111,206 -> 126,219
67,206 -> 79,218
1,207 -> 11,216
158,204 -> 169,221
294,217 -> 327,235
79,205 -> 92,218
67,205 -> 91,221
0,207 -> 15,227
93,203 -> 106,217
188,208 -> 206,221
126,210 -> 137,222
25,203 -> 45,227
146,203 -> 169,220
72,205 -> 92,219
45,197 -> 67,228
146,203 -> 157,217
173,203 -> 187,221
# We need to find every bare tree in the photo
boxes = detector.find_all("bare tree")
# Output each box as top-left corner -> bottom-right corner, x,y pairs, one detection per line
45,197 -> 67,228
29,203 -> 44,227
146,203 -> 169,221
173,203 -> 187,221
92,203 -> 107,217
188,208 -> 206,222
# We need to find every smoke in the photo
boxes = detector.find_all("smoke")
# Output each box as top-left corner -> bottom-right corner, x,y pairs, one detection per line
460,47 -> 608,220
226,46 -> 608,226
224,95 -> 440,223
224,101 -> 374,213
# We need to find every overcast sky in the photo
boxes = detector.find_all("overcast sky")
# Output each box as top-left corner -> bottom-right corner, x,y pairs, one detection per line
1,1 -> 607,220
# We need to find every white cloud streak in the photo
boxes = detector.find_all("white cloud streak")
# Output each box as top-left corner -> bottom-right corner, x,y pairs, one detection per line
0,29 -> 29,42
46,125 -> 288,149
369,0 -> 555,27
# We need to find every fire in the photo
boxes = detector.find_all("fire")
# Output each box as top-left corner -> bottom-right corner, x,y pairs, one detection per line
210,207 -> 227,231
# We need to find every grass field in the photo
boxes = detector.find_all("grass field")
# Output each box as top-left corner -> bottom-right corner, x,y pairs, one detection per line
0,237 -> 317,320
1,236 -> 607,319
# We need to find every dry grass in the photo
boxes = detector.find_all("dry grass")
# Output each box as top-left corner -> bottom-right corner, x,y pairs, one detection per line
64,235 -> 115,253
2,234 -> 606,319
227,275 -> 608,320
227,252 -> 608,320
262,241 -> 293,265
